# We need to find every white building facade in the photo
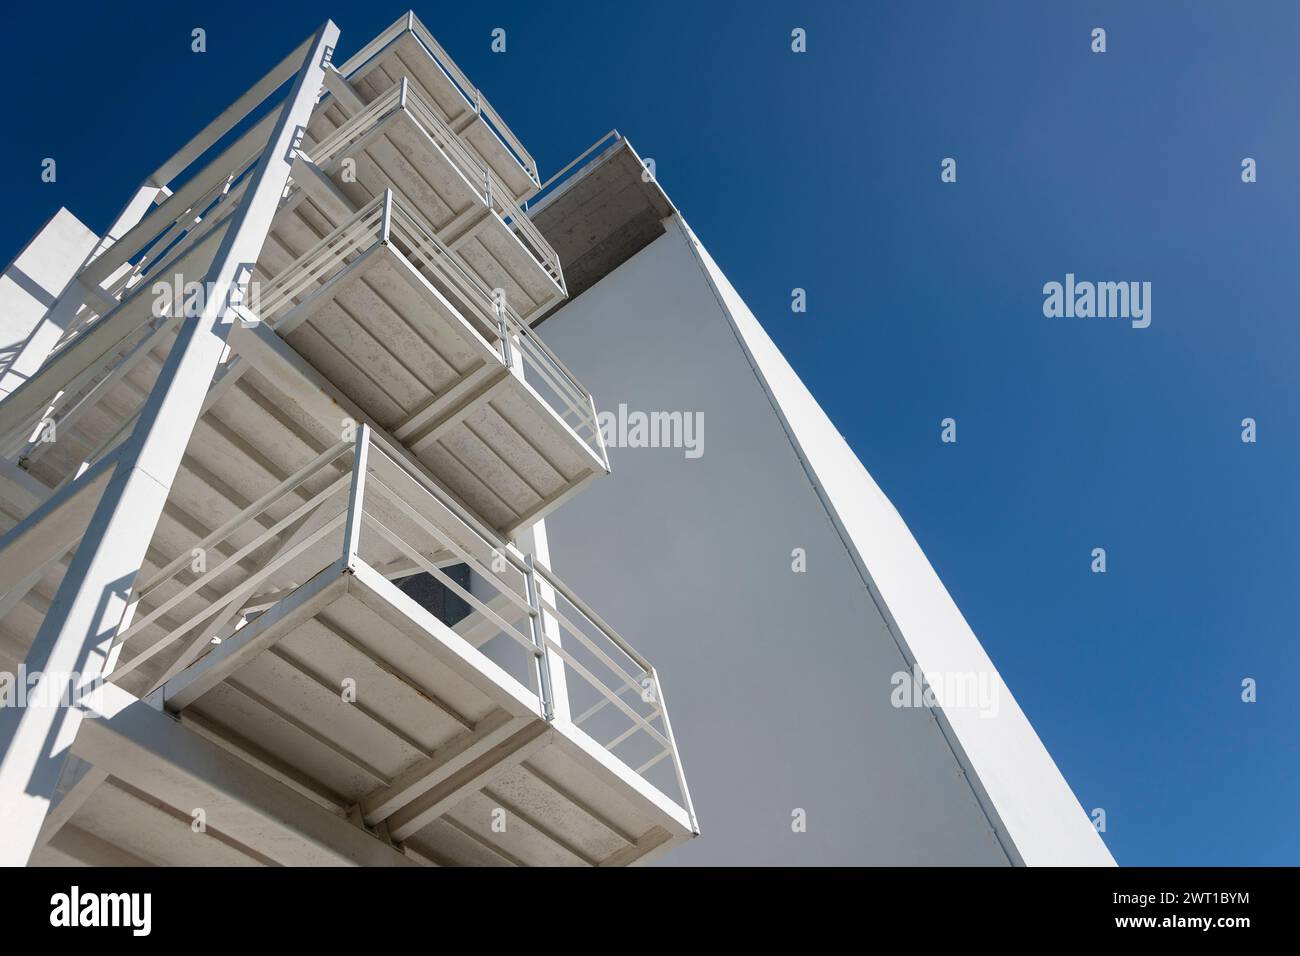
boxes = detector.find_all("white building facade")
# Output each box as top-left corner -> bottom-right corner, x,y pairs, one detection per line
528,137 -> 1114,866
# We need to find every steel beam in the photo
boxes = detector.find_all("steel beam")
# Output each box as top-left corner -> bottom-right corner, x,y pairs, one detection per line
71,682 -> 415,866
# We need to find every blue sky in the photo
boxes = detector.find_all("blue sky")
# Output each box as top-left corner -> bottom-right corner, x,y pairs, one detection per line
2,1 -> 1296,865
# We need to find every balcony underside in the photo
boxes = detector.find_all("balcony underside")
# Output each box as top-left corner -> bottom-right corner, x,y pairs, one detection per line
277,243 -> 602,524
337,30 -> 538,203
289,107 -> 561,321
28,563 -> 691,867
11,246 -> 597,518
0,332 -> 602,695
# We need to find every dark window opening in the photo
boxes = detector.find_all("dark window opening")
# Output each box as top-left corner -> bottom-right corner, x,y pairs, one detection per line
393,564 -> 472,627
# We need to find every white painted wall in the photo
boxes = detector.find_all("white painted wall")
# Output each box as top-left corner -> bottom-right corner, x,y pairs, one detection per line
536,215 -> 1114,865
0,208 -> 98,397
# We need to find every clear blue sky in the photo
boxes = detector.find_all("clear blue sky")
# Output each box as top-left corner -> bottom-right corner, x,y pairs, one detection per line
2,1 -> 1295,866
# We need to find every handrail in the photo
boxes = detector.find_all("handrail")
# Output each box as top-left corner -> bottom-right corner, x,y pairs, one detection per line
383,199 -> 598,458
404,12 -> 538,185
98,423 -> 689,815
308,82 -> 404,166
301,78 -> 562,292
334,12 -> 537,186
532,563 -> 651,673
257,196 -> 386,321
525,129 -> 622,214
358,431 -> 688,809
398,80 -> 557,287
33,146 -> 260,365
248,192 -> 598,461
4,188 -> 596,485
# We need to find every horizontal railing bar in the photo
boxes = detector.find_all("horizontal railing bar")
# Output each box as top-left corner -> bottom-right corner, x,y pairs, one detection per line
544,637 -> 671,751
535,569 -> 651,671
605,712 -> 660,751
503,311 -> 589,403
259,199 -> 386,319
363,429 -> 518,567
361,511 -> 540,658
574,682 -> 634,727
308,85 -> 402,163
636,749 -> 672,775
362,464 -> 534,621
402,84 -> 495,200
406,13 -> 537,180
336,77 -> 557,280
136,440 -> 350,595
110,509 -> 348,681
538,598 -> 647,702
118,473 -> 351,644
20,317 -> 179,466
513,347 -> 596,443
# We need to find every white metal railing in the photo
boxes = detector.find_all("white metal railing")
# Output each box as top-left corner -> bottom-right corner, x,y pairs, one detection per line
107,440 -> 356,686
257,192 -> 601,462
524,130 -> 623,214
1,57 -> 563,471
386,199 -> 596,458
0,123 -> 267,461
1,189 -> 599,484
105,426 -> 694,821
532,560 -> 695,820
51,140 -> 262,357
357,427 -> 692,818
310,80 -> 486,203
107,151 -> 259,297
302,77 -> 563,293
406,13 -> 538,187
337,12 -> 539,188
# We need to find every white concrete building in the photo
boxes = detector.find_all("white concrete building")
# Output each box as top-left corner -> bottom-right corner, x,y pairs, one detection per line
529,137 -> 1114,866
0,13 -> 1110,867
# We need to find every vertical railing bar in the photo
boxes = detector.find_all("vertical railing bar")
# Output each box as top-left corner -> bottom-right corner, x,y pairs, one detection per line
588,391 -> 608,467
343,423 -> 371,567
496,294 -> 514,371
650,667 -> 698,832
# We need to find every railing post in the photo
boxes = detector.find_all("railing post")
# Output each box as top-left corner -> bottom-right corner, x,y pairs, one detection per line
342,423 -> 370,570
650,667 -> 699,834
588,392 -> 608,468
380,189 -> 393,245
523,554 -> 555,721
495,294 -> 516,373
398,75 -> 409,110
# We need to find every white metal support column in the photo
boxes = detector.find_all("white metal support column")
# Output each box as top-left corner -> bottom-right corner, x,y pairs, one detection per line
343,424 -> 371,569
0,20 -> 340,867
516,521 -> 570,722
504,292 -> 569,721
